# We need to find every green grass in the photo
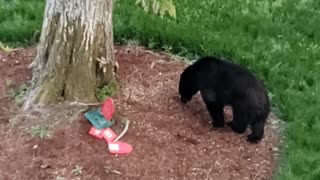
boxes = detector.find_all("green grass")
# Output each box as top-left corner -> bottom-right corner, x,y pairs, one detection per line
29,125 -> 51,139
0,0 -> 44,45
96,82 -> 117,101
1,0 -> 320,179
7,83 -> 29,106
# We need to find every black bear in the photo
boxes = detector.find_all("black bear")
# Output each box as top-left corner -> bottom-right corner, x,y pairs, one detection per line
178,56 -> 270,143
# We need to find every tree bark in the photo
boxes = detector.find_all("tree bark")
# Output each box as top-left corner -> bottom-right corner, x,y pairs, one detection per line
23,0 -> 117,109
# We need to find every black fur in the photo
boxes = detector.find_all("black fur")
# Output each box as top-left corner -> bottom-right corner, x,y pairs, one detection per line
178,56 -> 270,143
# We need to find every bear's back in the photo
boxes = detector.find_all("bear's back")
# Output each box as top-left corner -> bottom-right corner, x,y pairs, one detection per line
192,56 -> 260,87
192,56 -> 268,107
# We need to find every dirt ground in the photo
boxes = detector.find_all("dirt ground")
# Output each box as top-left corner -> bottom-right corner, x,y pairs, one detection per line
0,45 -> 281,180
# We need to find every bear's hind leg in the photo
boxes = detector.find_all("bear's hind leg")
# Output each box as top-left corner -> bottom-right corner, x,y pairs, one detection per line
247,119 -> 265,143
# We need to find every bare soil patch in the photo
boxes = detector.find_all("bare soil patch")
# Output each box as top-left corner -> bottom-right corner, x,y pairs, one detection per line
0,46 -> 281,180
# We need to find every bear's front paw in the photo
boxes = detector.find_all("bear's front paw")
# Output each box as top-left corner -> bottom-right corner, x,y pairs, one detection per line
212,121 -> 225,128
180,96 -> 189,104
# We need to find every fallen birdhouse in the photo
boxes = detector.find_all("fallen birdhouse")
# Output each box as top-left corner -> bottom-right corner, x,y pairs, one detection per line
84,97 -> 132,155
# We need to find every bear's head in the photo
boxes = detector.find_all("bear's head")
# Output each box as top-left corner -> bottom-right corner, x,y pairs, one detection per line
179,66 -> 198,104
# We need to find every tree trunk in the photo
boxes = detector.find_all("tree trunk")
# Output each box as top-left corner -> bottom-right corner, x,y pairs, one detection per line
23,0 -> 117,109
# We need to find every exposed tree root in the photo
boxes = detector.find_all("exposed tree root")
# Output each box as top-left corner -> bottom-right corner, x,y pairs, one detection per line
10,102 -> 89,134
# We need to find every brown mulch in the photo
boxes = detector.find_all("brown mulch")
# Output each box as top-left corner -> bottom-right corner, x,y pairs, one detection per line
0,45 -> 281,180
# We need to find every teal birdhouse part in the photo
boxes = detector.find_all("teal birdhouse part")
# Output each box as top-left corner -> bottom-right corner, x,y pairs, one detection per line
84,108 -> 114,130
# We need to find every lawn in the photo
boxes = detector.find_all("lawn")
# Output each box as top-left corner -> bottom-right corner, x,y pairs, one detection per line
1,0 -> 320,179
